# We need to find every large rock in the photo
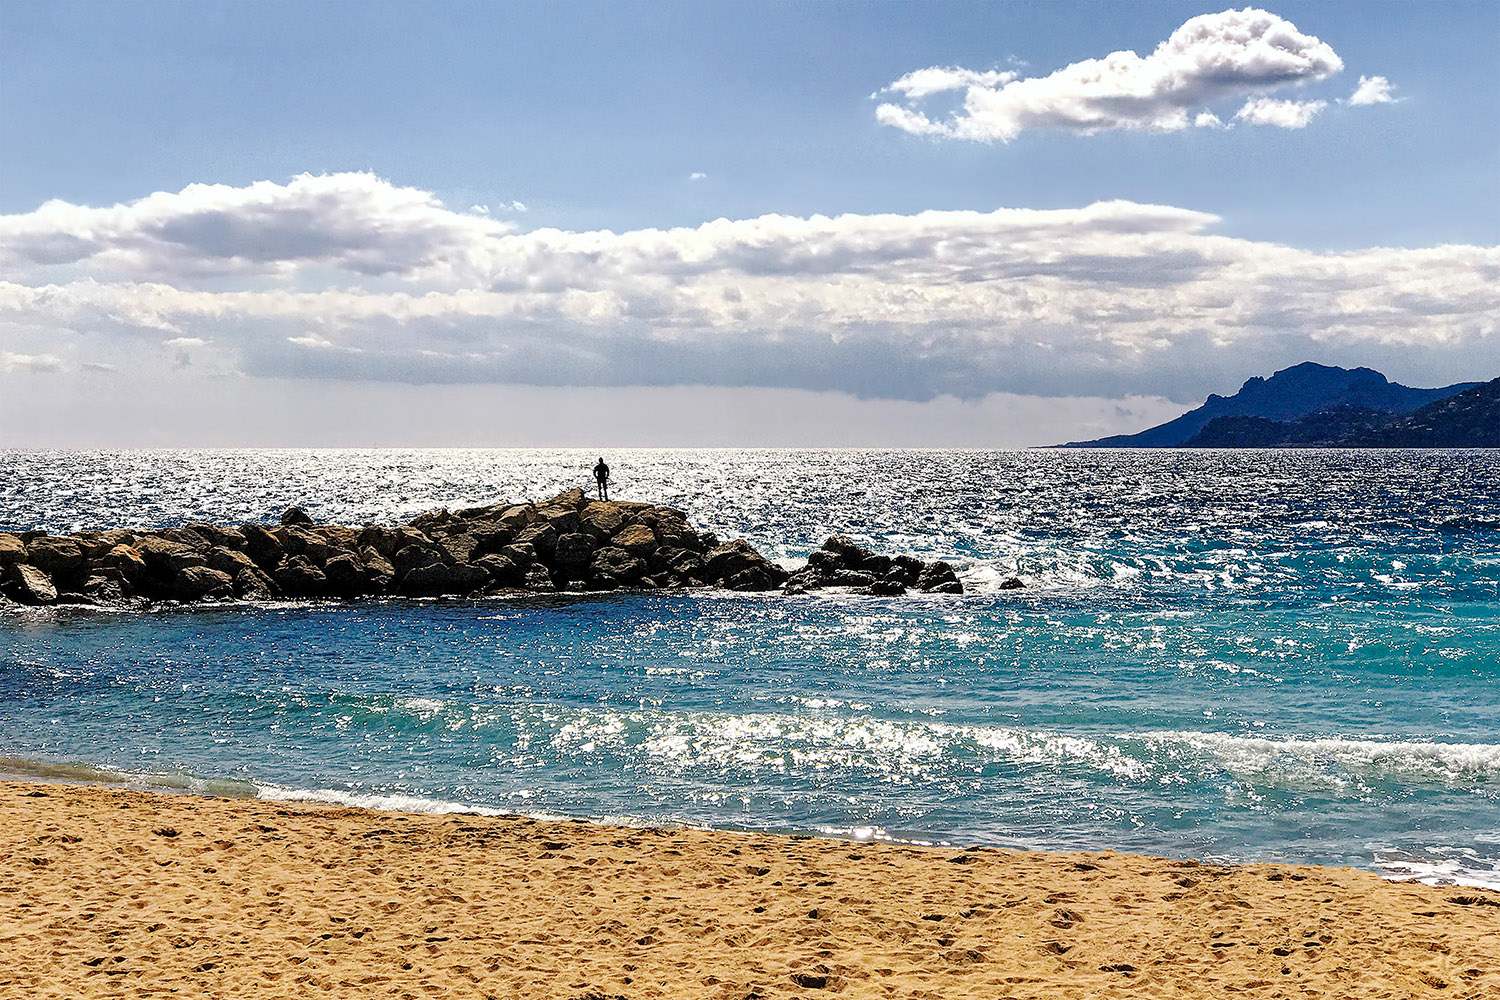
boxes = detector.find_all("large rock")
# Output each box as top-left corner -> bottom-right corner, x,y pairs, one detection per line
240,525 -> 285,568
6,563 -> 57,604
359,548 -> 396,592
500,542 -> 537,567
546,487 -> 588,510
589,546 -> 647,589
280,526 -> 338,565
513,521 -> 558,560
465,521 -> 513,556
476,553 -> 524,588
68,532 -> 116,561
436,533 -> 479,565
234,566 -> 276,600
103,544 -> 148,585
274,556 -> 327,598
171,566 -> 235,601
0,533 -> 26,567
399,561 -> 487,597
613,524 -> 658,555
207,546 -> 258,577
322,552 -> 368,597
187,523 -> 245,550
496,505 -> 536,530
393,544 -> 443,577
81,571 -> 128,603
159,527 -> 212,552
134,536 -> 207,575
280,506 -> 314,526
916,561 -> 963,594
357,526 -> 403,558
704,540 -> 787,591
552,532 -> 596,581
25,537 -> 86,584
579,502 -> 627,541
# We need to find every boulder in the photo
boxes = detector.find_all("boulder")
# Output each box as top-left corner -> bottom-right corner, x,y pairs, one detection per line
393,544 -> 443,577
81,571 -> 127,602
476,553 -> 524,588
408,508 -> 451,531
280,526 -> 338,565
613,523 -> 658,555
436,533 -> 479,565
103,544 -> 148,584
322,552 -> 368,597
500,542 -> 537,567
25,536 -> 86,584
134,536 -> 207,574
496,505 -> 536,530
513,521 -> 558,560
998,577 -> 1025,590
546,487 -> 588,510
357,525 -> 403,558
274,556 -> 327,598
68,532 -> 116,561
465,521 -> 513,556
552,532 -> 596,581
234,566 -> 276,600
313,525 -> 361,551
160,527 -> 212,552
207,546 -> 258,577
523,564 -> 557,592
655,547 -> 707,583
916,561 -> 963,594
187,523 -> 245,549
240,525 -> 284,568
589,546 -> 647,589
400,561 -> 487,597
6,563 -> 57,604
359,548 -> 396,592
172,566 -> 235,601
870,579 -> 907,597
0,533 -> 26,567
579,502 -> 627,541
280,506 -> 314,526
704,540 -> 787,589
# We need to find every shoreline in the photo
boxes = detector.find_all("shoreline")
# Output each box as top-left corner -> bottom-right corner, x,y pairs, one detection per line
3,780 -> 1497,998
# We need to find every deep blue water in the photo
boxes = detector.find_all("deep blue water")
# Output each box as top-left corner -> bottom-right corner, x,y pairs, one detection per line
2,448 -> 1498,887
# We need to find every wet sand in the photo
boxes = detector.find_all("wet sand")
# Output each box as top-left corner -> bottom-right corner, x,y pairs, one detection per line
2,781 -> 1496,998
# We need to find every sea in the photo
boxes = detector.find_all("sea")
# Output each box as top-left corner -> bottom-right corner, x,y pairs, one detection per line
2,448 -> 1498,889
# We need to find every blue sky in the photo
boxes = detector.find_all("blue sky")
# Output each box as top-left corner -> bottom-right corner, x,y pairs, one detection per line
1,1 -> 1496,445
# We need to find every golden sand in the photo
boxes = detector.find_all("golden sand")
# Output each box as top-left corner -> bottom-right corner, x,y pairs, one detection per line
1,781 -> 1497,998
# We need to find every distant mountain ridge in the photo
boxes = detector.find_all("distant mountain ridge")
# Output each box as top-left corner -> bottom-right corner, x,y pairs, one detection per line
1060,363 -> 1479,448
1187,377 -> 1500,447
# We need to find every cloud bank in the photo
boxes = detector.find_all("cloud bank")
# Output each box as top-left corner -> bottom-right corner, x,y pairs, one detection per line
875,7 -> 1377,140
1,173 -> 1496,404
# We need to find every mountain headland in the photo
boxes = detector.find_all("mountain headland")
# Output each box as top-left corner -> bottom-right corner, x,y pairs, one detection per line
1060,362 -> 1483,448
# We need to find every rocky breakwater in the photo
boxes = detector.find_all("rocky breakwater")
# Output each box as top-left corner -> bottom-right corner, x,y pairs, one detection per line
0,488 -> 971,608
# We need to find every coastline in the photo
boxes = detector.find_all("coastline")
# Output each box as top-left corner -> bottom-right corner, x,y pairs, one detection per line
3,780 -> 1496,998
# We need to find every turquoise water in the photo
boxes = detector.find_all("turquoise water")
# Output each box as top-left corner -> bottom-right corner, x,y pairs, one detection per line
2,449 -> 1498,887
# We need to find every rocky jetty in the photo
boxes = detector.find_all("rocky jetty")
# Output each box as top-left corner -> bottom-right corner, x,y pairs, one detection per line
0,488 -> 970,608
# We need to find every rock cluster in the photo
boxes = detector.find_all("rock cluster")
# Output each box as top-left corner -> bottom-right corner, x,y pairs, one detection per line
784,536 -> 964,596
1,489 -> 976,608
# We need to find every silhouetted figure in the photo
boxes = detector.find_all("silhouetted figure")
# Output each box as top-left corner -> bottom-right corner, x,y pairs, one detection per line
593,457 -> 610,501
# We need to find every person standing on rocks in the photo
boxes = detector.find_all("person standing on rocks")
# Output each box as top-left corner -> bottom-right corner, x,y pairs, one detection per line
593,457 -> 611,501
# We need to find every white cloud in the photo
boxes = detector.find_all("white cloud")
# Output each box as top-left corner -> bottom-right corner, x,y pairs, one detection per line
1234,96 -> 1327,128
1194,111 -> 1226,129
689,172 -> 707,181
0,172 -> 513,282
1,176 -> 1497,404
0,350 -> 65,373
876,7 -> 1343,140
1349,74 -> 1396,106
287,334 -> 335,349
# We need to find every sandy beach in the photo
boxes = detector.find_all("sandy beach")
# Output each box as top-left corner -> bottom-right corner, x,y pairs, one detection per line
0,781 -> 1495,998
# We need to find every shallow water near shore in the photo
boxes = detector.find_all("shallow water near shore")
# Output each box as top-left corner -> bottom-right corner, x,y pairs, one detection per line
2,448 -> 1499,888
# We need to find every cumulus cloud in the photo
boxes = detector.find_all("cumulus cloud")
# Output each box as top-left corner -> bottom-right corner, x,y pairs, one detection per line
1349,74 -> 1395,105
161,336 -> 206,348
0,350 -> 65,373
1234,96 -> 1327,128
1,175 -> 1497,404
875,7 -> 1344,140
1194,111 -> 1226,129
0,172 -> 514,281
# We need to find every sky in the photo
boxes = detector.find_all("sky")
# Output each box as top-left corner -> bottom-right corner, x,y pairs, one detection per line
1,0 -> 1497,447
